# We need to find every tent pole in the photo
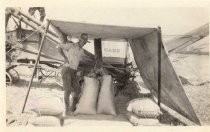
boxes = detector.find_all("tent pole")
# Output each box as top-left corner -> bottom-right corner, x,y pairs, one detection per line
158,27 -> 162,107
21,20 -> 50,113
94,38 -> 102,68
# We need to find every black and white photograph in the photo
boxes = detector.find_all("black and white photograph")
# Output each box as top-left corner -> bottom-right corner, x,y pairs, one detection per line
1,0 -> 210,130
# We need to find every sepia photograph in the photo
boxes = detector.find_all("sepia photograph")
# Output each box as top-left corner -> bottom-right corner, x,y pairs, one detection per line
1,0 -> 210,129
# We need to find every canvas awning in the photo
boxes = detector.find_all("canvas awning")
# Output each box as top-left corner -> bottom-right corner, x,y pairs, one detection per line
50,20 -> 200,125
128,31 -> 201,125
50,20 -> 156,39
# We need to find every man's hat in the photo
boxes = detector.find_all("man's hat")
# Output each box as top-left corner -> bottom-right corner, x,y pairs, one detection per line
80,33 -> 90,43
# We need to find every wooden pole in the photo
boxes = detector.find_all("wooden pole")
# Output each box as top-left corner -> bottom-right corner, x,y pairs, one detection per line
94,38 -> 102,68
158,27 -> 162,107
21,20 -> 50,113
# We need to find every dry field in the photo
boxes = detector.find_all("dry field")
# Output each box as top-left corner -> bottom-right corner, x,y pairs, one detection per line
169,53 -> 210,125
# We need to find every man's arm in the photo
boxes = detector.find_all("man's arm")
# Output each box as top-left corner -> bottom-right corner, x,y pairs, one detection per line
57,43 -> 72,64
57,47 -> 69,64
58,43 -> 72,50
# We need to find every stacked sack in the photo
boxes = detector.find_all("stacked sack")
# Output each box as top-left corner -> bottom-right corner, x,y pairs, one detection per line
74,75 -> 117,116
29,96 -> 64,127
126,98 -> 162,126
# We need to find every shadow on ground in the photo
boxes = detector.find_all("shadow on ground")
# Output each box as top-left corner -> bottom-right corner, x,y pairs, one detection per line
159,108 -> 186,126
13,78 -> 63,91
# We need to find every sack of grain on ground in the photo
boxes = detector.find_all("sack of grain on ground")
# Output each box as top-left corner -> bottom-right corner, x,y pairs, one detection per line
97,75 -> 117,116
29,116 -> 61,127
32,96 -> 64,116
74,76 -> 99,114
126,111 -> 160,126
127,98 -> 162,118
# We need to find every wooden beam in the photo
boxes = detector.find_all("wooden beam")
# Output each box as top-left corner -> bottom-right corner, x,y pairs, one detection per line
94,38 -> 102,68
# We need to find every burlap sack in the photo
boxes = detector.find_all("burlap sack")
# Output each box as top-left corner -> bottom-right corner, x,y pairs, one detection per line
74,76 -> 99,114
126,112 -> 160,126
97,75 -> 116,115
127,98 -> 162,118
30,116 -> 61,127
33,96 -> 64,116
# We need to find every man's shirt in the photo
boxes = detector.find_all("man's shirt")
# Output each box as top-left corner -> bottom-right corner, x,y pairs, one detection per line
59,42 -> 84,70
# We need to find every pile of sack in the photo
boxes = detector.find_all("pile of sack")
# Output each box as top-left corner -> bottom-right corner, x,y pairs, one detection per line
28,73 -> 117,126
74,75 -> 117,116
28,96 -> 64,127
126,98 -> 162,126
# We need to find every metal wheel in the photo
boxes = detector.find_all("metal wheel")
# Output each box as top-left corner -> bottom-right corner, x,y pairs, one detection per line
8,68 -> 19,83
6,72 -> 13,86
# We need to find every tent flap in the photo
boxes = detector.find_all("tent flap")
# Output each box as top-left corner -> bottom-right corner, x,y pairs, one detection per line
129,30 -> 200,125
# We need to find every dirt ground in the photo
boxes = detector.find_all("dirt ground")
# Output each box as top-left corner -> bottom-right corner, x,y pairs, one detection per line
169,53 -> 210,125
6,53 -> 210,126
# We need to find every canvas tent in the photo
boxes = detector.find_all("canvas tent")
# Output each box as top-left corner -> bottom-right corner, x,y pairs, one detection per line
49,20 -> 200,125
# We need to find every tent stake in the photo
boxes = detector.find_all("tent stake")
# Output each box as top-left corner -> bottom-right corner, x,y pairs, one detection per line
158,26 -> 162,107
21,20 -> 50,113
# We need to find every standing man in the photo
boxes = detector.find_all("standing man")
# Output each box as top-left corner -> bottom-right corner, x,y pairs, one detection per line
57,33 -> 90,114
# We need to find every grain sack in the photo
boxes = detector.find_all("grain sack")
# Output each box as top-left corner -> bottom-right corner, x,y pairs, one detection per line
75,76 -> 99,114
30,116 -> 60,127
126,112 -> 160,126
33,96 -> 64,116
97,75 -> 117,115
127,98 -> 162,118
